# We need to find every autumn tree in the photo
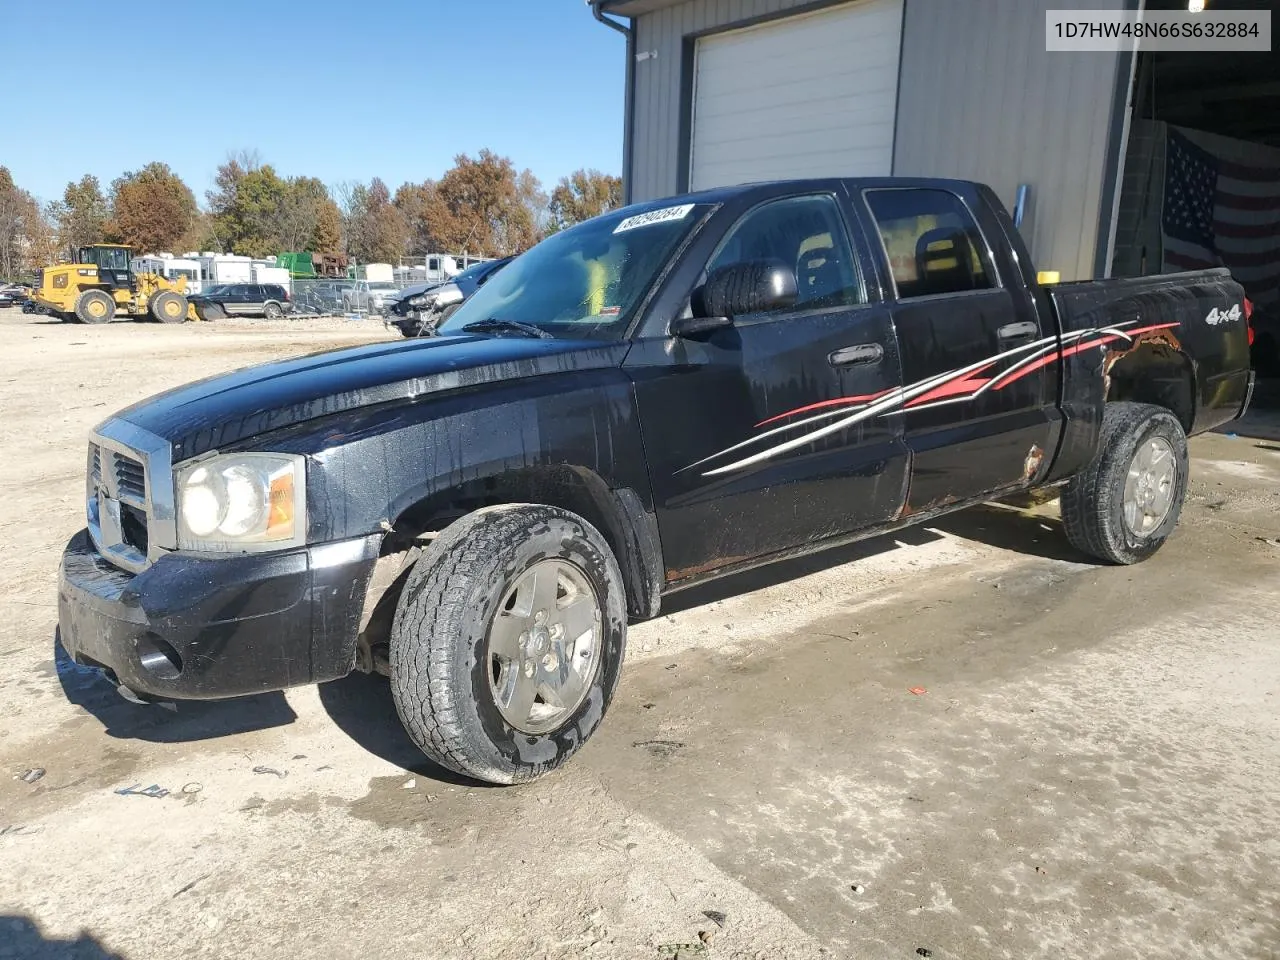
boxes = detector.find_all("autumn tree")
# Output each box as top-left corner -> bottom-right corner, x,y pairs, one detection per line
49,175 -> 108,255
393,180 -> 438,255
421,151 -> 542,256
209,154 -> 342,256
0,167 -> 54,279
548,169 -> 623,233
107,163 -> 197,252
343,178 -> 408,263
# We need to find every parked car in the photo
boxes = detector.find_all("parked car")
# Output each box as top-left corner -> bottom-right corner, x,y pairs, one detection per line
294,280 -> 351,315
0,284 -> 30,307
387,257 -> 514,337
189,284 -> 292,321
341,280 -> 401,314
58,177 -> 1253,785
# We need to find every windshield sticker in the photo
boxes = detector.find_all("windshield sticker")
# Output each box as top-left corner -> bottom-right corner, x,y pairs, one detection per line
600,306 -> 621,316
613,204 -> 695,234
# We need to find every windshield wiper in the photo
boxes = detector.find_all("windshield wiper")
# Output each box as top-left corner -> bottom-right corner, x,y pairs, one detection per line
461,318 -> 553,340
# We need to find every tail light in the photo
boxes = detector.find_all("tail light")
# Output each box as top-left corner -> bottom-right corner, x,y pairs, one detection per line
283,290 -> 291,301
1244,297 -> 1254,345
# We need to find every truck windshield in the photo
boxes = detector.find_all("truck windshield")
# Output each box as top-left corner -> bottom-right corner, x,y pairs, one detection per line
438,203 -> 711,340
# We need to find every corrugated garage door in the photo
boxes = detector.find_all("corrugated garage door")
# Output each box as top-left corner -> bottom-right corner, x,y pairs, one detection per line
689,0 -> 905,192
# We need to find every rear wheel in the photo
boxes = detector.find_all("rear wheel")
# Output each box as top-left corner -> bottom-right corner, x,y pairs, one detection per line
1059,402 -> 1188,564
75,290 -> 116,324
263,301 -> 283,319
390,505 -> 627,784
148,290 -> 188,324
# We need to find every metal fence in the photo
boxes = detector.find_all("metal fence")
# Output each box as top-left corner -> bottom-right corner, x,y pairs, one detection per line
288,278 -> 409,317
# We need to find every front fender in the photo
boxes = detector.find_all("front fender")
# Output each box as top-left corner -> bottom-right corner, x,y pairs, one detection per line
257,368 -> 664,617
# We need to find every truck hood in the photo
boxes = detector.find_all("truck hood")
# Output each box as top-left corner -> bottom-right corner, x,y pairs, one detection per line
111,334 -> 628,462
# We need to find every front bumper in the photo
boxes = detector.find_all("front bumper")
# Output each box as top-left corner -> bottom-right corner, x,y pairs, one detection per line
58,529 -> 381,700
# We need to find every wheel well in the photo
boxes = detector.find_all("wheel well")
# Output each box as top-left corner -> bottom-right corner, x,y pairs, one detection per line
1105,343 -> 1195,432
385,465 -> 662,621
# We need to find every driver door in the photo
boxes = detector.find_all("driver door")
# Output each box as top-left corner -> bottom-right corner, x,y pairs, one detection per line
628,192 -> 907,583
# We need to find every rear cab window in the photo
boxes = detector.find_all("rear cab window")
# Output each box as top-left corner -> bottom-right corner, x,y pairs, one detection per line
863,188 -> 998,299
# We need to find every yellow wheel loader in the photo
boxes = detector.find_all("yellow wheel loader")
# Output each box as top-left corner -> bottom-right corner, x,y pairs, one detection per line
32,245 -> 192,324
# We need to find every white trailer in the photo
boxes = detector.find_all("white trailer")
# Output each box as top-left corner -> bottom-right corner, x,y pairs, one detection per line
252,265 -> 292,289
357,263 -> 395,283
130,253 -> 204,292
195,253 -> 254,286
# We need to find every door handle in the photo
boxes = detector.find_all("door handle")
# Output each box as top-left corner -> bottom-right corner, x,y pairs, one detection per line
829,343 -> 884,367
997,321 -> 1038,340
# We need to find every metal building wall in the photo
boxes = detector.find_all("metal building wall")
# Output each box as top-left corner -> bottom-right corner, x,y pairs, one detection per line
893,0 -> 1127,280
626,0 -> 1129,281
630,0 -> 825,204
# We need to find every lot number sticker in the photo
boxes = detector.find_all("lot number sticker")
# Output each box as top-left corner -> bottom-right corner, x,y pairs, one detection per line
614,204 -> 695,234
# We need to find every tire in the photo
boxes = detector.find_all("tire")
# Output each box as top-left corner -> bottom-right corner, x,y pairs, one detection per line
390,504 -> 628,784
196,302 -> 227,322
1059,402 -> 1189,565
263,301 -> 283,320
148,290 -> 188,324
74,289 -> 116,324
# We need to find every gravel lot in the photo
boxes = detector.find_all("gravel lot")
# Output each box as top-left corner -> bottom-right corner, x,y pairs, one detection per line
1,308 -> 1277,960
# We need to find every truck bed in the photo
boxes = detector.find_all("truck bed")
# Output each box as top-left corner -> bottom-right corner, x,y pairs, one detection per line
1041,266 -> 1252,482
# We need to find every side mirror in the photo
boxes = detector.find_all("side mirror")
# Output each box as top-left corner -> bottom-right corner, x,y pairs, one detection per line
694,259 -> 797,321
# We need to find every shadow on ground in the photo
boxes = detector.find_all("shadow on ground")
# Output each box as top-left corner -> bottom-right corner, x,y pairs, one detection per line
931,502 -> 1093,564
0,915 -> 125,959
54,634 -> 296,743
317,671 -> 485,786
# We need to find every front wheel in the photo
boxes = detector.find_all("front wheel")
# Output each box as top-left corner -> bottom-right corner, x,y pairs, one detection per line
149,290 -> 188,323
1059,402 -> 1189,564
390,505 -> 627,784
75,289 -> 116,324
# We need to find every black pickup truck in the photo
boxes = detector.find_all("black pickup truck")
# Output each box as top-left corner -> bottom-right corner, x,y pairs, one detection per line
58,178 -> 1253,784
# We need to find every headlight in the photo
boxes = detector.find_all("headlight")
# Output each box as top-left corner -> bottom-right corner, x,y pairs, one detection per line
176,453 -> 306,552
433,284 -> 463,307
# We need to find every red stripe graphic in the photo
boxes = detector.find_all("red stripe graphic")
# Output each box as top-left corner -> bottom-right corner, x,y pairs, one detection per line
689,318 -> 1187,477
755,389 -> 893,427
992,323 -> 1181,390
904,366 -> 995,408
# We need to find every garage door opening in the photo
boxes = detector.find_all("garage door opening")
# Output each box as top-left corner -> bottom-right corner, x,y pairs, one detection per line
1110,0 -> 1279,367
687,0 -> 904,192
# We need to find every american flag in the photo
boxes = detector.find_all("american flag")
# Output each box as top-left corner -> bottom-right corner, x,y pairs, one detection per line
1162,126 -> 1280,308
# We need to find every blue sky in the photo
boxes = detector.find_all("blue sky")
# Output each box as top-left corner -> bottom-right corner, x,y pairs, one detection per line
2,0 -> 625,206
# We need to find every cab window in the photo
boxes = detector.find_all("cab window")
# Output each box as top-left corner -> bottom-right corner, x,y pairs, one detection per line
707,195 -> 864,317
863,188 -> 996,299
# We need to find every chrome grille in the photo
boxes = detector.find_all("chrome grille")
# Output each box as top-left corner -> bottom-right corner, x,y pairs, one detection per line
113,452 -> 146,506
86,421 -> 177,574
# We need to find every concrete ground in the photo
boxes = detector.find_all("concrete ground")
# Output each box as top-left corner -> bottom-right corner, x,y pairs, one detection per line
0,308 -> 1277,960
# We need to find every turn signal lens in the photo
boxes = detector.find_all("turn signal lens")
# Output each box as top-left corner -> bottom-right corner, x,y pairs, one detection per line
266,471 -> 296,538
